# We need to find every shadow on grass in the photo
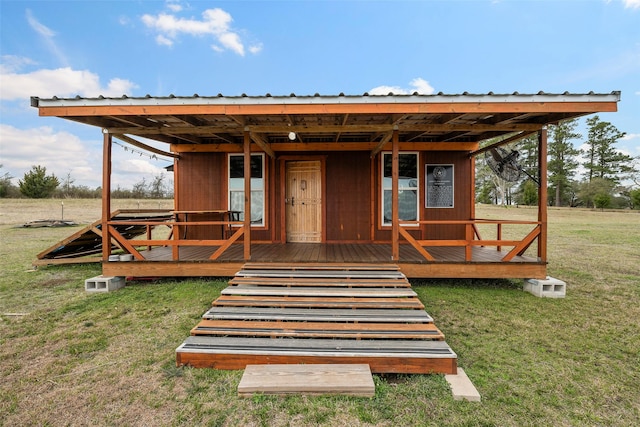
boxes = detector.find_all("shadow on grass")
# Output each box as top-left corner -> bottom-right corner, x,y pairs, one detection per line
410,278 -> 522,291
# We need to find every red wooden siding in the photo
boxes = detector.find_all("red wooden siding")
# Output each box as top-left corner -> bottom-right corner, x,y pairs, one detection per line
325,152 -> 372,242
176,150 -> 471,243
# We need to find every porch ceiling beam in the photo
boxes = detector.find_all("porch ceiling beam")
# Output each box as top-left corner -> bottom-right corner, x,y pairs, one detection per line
248,130 -> 276,158
468,131 -> 538,157
171,141 -> 479,153
104,122 -> 543,136
111,133 -> 180,158
36,101 -> 619,118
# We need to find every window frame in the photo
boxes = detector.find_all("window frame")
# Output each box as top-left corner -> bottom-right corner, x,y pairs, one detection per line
228,152 -> 266,228
380,151 -> 420,227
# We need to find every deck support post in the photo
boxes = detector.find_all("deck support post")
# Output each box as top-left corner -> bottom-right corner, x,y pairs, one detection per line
101,130 -> 112,260
244,130 -> 252,260
538,127 -> 548,262
391,128 -> 399,261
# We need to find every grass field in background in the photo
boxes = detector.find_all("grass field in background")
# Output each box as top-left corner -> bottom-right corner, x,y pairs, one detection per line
0,199 -> 638,426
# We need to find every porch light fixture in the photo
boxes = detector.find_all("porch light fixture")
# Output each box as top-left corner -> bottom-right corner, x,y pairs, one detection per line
288,131 -> 296,141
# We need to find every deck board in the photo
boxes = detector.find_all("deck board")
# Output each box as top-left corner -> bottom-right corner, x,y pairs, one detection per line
222,285 -> 417,298
140,243 -> 536,264
212,295 -> 425,309
192,320 -> 445,339
202,307 -> 433,323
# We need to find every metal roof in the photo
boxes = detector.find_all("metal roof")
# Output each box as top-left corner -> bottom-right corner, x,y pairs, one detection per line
31,92 -> 620,151
31,91 -> 621,107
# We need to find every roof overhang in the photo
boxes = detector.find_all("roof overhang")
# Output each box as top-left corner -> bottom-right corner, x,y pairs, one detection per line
31,92 -> 620,156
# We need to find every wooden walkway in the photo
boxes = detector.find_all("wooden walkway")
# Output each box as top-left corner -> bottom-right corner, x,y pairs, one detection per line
176,263 -> 458,374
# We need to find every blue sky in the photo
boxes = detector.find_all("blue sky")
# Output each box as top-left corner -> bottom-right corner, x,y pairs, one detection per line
1,0 -> 639,190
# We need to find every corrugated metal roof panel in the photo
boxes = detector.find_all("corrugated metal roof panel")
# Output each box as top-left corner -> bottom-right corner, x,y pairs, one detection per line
31,91 -> 621,108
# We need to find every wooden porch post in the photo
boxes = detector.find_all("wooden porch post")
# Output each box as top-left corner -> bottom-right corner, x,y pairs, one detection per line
243,130 -> 251,260
101,130 -> 112,260
391,128 -> 399,261
538,127 -> 548,262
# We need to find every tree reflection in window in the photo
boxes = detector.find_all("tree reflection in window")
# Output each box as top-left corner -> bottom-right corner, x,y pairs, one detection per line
382,153 -> 418,225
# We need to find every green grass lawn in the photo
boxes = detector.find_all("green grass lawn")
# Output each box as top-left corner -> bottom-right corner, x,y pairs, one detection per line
0,200 -> 638,426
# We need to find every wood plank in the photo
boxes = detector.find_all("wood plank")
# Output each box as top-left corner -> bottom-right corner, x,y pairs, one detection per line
221,285 -> 417,298
238,364 -> 375,397
202,307 -> 433,323
176,336 -> 457,374
212,295 -> 425,309
228,277 -> 411,287
191,320 -> 444,339
236,269 -> 405,279
242,263 -> 400,271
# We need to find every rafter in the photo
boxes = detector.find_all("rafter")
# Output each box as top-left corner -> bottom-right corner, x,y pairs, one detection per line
468,130 -> 539,157
111,134 -> 180,158
370,131 -> 394,158
248,131 -> 275,158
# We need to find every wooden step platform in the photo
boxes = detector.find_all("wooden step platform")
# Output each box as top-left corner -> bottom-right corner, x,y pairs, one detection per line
176,264 -> 457,375
213,295 -> 425,309
222,285 -> 416,298
238,364 -> 375,397
202,307 -> 433,322
192,320 -> 445,339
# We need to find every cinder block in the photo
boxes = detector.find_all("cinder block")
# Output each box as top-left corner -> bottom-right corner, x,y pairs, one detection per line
524,276 -> 566,298
85,275 -> 125,292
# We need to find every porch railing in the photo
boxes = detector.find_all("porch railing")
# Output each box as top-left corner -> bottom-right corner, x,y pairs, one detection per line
397,219 -> 543,262
104,209 -> 245,261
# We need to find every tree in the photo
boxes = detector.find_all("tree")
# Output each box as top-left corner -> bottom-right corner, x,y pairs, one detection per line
548,119 -> 581,206
149,174 -> 167,199
131,178 -> 148,199
593,193 -> 611,210
583,116 -> 632,184
61,171 -> 75,197
0,165 -> 15,198
516,180 -> 538,206
630,188 -> 640,210
18,165 -> 60,198
576,178 -> 615,209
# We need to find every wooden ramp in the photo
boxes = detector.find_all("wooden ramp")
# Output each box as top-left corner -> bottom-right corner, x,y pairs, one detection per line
34,211 -> 171,265
176,263 -> 457,374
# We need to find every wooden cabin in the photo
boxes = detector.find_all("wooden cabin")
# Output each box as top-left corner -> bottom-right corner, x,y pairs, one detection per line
31,92 -> 620,280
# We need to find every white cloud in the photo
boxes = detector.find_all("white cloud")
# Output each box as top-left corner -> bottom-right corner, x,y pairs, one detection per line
0,124 -> 173,189
369,77 -> 435,95
0,124 -> 98,185
249,43 -> 263,55
166,0 -> 183,13
141,7 -> 259,56
156,34 -> 174,47
0,64 -> 138,100
0,55 -> 37,74
26,9 -> 68,66
623,0 -> 640,9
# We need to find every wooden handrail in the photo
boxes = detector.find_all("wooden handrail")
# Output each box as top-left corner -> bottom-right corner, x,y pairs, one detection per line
105,211 -> 246,261
396,219 -> 542,263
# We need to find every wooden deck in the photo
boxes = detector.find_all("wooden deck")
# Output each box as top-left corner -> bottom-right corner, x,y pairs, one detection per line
140,242 -> 536,263
176,264 -> 458,374
103,242 -> 546,279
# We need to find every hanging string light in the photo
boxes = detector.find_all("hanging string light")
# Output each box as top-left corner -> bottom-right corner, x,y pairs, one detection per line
113,140 -> 167,162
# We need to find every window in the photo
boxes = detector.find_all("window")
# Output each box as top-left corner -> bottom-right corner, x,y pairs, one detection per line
382,152 -> 419,226
228,153 -> 264,226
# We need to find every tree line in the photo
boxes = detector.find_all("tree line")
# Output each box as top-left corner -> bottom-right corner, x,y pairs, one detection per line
0,165 -> 173,199
476,115 -> 640,210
